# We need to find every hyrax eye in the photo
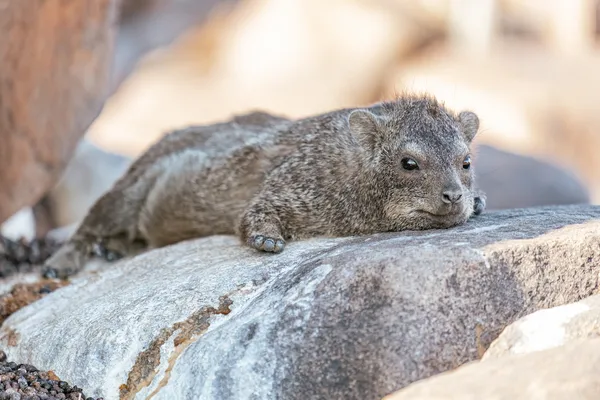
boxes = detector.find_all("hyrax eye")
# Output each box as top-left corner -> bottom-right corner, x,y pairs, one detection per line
463,155 -> 471,170
401,158 -> 419,171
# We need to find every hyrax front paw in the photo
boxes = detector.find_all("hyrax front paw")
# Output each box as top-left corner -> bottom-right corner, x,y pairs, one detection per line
473,195 -> 486,216
239,203 -> 287,253
248,235 -> 286,253
91,242 -> 124,262
42,241 -> 90,279
42,238 -> 127,279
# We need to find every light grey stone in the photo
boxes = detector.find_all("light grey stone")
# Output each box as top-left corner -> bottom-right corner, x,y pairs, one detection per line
484,294 -> 600,360
384,338 -> 600,400
1,205 -> 599,400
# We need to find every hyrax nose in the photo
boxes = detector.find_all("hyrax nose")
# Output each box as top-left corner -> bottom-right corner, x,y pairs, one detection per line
442,190 -> 463,204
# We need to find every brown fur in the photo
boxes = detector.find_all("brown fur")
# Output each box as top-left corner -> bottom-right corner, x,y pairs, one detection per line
43,94 -> 486,278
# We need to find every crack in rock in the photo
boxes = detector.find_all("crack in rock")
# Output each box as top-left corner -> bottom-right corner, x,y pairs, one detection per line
119,296 -> 233,400
1,327 -> 20,347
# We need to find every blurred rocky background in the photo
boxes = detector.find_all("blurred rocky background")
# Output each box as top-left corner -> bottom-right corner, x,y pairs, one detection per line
2,0 -> 600,239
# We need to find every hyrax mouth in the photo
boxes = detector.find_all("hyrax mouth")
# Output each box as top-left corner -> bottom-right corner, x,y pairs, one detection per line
412,206 -> 471,228
415,206 -> 466,218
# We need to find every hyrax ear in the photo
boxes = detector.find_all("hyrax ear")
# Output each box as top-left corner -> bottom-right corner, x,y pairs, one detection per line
348,109 -> 382,149
458,111 -> 479,143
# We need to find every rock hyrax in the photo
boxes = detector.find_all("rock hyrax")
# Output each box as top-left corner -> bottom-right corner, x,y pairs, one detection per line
44,93 -> 486,278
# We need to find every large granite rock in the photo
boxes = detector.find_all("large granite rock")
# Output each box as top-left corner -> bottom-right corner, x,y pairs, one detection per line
384,338 -> 600,400
0,0 -> 120,223
1,205 -> 599,399
484,293 -> 600,360
387,291 -> 600,400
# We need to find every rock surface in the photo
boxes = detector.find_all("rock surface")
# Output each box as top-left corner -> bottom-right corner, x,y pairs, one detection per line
1,205 -> 600,400
484,293 -> 600,360
0,0 -> 119,223
384,338 -> 600,400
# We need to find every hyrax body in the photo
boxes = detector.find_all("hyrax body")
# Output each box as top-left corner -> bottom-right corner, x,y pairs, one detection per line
44,94 -> 486,278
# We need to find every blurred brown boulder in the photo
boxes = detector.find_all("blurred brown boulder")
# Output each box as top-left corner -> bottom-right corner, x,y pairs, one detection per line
111,0 -> 230,92
88,0 -> 445,156
0,0 -> 120,223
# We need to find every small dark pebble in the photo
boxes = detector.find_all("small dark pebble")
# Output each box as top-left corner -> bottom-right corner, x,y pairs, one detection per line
18,376 -> 28,389
37,287 -> 52,295
1,234 -> 63,279
0,356 -> 102,400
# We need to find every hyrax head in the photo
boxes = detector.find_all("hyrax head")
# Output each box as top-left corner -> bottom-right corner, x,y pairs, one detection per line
348,95 -> 480,230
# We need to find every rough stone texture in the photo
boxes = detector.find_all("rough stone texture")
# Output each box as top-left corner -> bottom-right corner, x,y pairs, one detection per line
1,205 -> 600,400
384,338 -> 600,400
484,293 -> 600,360
0,280 -> 69,325
0,0 -> 120,223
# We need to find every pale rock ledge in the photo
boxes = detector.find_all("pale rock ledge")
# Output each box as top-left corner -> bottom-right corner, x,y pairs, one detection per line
1,205 -> 599,400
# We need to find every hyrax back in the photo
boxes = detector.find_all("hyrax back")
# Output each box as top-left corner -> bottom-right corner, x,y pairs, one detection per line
43,96 -> 485,278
